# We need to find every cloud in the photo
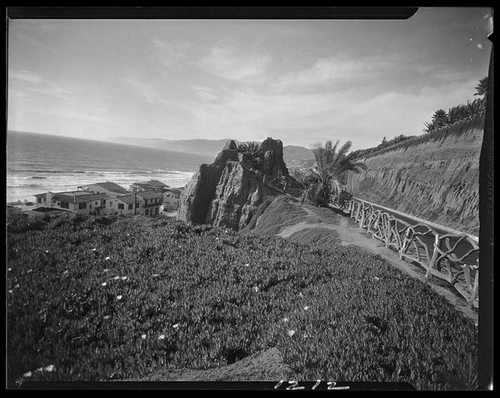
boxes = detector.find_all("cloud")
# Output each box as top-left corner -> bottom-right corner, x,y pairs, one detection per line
9,69 -> 74,100
9,70 -> 43,85
120,75 -> 177,108
199,42 -> 271,82
271,54 -> 400,93
150,38 -> 191,69
191,85 -> 220,102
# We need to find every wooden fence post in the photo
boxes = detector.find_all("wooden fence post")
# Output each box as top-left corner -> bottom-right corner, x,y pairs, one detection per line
426,234 -> 441,278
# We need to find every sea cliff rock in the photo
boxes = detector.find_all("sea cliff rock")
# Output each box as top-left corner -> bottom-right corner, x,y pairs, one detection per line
177,137 -> 292,230
347,113 -> 484,236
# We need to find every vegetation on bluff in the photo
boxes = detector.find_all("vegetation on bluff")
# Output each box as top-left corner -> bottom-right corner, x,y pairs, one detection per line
7,213 -> 477,389
292,140 -> 366,207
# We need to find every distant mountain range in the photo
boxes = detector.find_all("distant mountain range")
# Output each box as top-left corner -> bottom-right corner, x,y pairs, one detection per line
112,137 -> 316,169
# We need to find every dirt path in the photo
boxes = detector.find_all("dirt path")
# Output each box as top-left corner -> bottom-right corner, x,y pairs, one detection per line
280,204 -> 478,324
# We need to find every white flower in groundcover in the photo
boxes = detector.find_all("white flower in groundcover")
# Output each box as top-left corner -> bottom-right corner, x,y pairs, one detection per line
7,268 -> 12,272
153,274 -> 159,277
253,286 -> 259,293
374,276 -> 380,281
121,276 -> 127,280
141,334 -> 147,339
116,295 -> 122,300
304,306 -> 309,311
8,290 -> 13,294
22,371 -> 32,378
36,367 -> 43,373
114,276 -> 120,280
287,330 -> 296,337
44,365 -> 55,372
103,315 -> 110,320
298,292 -> 304,298
172,323 -> 179,329
62,270 -> 69,275
101,282 -> 107,287
14,284 -> 20,289
158,334 -> 165,340
282,317 -> 289,323
92,248 -> 97,251
103,269 -> 109,273
105,256 -> 110,260
244,263 -> 250,267
45,250 -> 49,254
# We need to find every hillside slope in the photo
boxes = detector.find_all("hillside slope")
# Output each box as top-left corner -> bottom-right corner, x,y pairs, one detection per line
347,114 -> 484,236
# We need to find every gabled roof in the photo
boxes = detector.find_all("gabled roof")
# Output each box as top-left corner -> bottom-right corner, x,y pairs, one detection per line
116,195 -> 137,205
131,180 -> 169,190
146,179 -> 169,189
56,192 -> 106,203
86,181 -> 128,193
136,190 -> 163,200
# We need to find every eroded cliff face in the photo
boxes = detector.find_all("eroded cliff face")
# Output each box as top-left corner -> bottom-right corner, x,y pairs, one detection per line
348,114 -> 484,236
177,137 -> 292,231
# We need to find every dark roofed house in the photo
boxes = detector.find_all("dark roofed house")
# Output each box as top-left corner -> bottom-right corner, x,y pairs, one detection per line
104,194 -> 138,215
163,187 -> 184,211
129,179 -> 169,193
78,181 -> 129,195
136,190 -> 163,216
34,190 -> 106,215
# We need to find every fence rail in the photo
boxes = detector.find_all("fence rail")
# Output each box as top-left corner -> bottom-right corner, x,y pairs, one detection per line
339,197 -> 479,308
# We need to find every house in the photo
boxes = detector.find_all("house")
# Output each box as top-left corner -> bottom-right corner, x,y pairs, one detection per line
34,191 -> 107,215
104,194 -> 138,215
162,187 -> 183,211
77,181 -> 129,195
136,190 -> 163,216
129,179 -> 169,193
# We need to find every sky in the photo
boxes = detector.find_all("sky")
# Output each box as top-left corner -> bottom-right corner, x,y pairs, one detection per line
7,7 -> 493,150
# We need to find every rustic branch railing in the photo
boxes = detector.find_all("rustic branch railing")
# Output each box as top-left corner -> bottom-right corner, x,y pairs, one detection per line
340,197 -> 479,308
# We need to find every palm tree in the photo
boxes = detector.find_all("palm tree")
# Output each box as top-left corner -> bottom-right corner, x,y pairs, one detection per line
297,140 -> 367,207
474,76 -> 488,98
235,141 -> 263,171
431,109 -> 449,129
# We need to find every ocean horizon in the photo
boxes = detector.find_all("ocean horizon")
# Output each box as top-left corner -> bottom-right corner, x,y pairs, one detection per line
6,131 -> 214,203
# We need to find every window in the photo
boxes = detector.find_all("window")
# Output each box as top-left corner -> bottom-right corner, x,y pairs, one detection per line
118,203 -> 124,210
89,204 -> 92,209
79,203 -> 86,210
37,197 -> 42,204
61,202 -> 69,209
128,204 -> 133,210
103,200 -> 106,206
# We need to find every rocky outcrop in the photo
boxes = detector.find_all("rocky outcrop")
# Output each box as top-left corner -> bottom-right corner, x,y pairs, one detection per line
347,113 -> 484,236
177,137 -> 294,231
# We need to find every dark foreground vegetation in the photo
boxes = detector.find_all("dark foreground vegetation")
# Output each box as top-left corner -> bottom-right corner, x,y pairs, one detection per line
7,213 -> 477,389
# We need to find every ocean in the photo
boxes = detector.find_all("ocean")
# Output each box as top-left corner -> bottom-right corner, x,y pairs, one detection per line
6,131 -> 214,204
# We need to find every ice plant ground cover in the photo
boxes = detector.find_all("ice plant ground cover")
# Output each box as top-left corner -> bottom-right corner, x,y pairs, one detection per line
6,214 -> 477,389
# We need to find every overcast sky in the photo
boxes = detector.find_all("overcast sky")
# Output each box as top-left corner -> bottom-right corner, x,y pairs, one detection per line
8,7 -> 493,150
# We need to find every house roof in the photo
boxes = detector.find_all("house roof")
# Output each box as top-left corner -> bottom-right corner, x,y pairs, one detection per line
132,182 -> 153,189
116,195 -> 137,204
146,179 -> 169,188
85,181 -> 128,193
132,180 -> 169,190
55,192 -> 106,203
136,190 -> 163,200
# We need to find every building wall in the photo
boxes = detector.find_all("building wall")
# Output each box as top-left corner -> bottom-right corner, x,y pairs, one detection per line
103,198 -> 136,215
